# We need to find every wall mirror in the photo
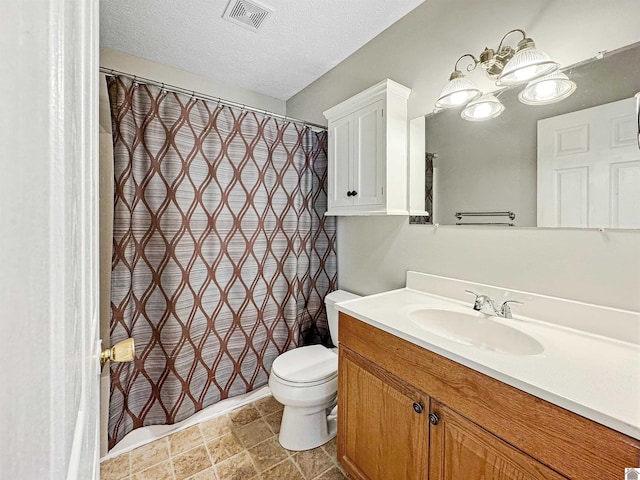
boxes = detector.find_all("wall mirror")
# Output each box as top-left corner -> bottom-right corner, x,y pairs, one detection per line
410,42 -> 640,229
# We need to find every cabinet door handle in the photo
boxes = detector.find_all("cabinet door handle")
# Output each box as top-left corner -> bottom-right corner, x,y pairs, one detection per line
412,402 -> 424,414
429,412 -> 440,425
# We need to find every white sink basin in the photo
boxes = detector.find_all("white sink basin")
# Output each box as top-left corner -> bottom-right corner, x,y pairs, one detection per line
408,307 -> 544,356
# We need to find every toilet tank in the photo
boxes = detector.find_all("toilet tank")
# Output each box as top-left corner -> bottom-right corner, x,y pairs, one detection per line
324,290 -> 361,346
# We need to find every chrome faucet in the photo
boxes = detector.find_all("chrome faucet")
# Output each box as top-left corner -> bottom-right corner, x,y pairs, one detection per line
464,290 -> 523,319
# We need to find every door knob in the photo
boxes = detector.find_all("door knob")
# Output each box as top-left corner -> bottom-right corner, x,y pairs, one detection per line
101,338 -> 135,368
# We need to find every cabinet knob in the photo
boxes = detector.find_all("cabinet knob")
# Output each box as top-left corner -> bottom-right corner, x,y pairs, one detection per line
412,402 -> 424,414
429,412 -> 440,425
351,190 -> 358,196
346,191 -> 353,197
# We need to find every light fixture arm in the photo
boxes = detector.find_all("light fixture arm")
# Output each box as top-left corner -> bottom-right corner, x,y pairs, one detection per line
496,29 -> 527,53
454,53 -> 480,74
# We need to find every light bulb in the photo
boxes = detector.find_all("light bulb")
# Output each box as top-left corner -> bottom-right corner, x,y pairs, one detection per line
514,65 -> 536,81
450,91 -> 473,106
473,102 -> 492,118
461,94 -> 505,121
531,80 -> 556,100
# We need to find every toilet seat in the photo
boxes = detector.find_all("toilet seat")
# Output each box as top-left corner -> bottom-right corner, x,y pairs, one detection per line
271,345 -> 337,387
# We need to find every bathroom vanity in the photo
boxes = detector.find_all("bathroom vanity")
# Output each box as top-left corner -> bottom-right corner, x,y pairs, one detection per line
335,272 -> 640,480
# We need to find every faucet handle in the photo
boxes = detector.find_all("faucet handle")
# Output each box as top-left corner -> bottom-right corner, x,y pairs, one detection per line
465,290 -> 486,311
499,300 -> 523,319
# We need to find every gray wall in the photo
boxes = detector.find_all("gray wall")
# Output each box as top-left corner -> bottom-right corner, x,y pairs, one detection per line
286,0 -> 640,311
427,45 -> 640,226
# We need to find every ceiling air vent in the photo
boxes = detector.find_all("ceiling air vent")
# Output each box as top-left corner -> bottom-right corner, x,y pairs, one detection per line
222,0 -> 273,32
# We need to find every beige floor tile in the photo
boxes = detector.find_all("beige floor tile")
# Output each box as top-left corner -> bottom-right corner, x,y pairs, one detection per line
173,445 -> 213,480
293,448 -> 334,480
261,459 -> 304,480
185,467 -> 217,479
229,405 -> 261,427
320,438 -> 337,461
206,431 -> 244,464
263,410 -> 283,435
253,396 -> 283,416
200,414 -> 233,440
169,425 -> 205,455
133,460 -> 173,480
100,452 -> 131,480
234,418 -> 275,449
130,437 -> 170,473
247,437 -> 288,472
315,467 -> 346,480
214,451 -> 259,480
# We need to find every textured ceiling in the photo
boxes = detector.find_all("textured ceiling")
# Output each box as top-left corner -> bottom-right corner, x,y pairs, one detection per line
100,0 -> 426,100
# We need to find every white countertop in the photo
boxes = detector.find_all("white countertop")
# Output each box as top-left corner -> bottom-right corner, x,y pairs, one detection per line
336,287 -> 640,440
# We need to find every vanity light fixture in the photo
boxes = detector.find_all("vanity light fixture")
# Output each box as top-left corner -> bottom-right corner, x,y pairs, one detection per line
436,29 -> 571,120
518,72 -> 577,105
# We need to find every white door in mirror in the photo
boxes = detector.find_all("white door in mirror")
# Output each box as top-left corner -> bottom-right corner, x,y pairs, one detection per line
537,96 -> 640,228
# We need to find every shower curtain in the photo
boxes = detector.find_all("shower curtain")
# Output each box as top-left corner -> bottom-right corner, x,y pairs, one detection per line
107,76 -> 337,448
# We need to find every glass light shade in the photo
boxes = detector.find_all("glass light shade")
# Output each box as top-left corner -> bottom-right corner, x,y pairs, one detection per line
435,76 -> 482,108
497,47 -> 559,86
518,72 -> 577,105
461,94 -> 505,121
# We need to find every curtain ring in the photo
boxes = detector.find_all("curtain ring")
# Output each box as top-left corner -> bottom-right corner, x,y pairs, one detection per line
160,83 -> 167,96
132,75 -> 139,88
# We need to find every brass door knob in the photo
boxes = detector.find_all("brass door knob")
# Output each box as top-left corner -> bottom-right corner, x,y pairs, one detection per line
101,338 -> 135,367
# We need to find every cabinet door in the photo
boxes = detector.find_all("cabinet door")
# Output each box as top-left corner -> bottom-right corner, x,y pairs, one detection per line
429,401 -> 568,480
328,113 -> 353,209
338,347 -> 429,480
352,101 -> 384,207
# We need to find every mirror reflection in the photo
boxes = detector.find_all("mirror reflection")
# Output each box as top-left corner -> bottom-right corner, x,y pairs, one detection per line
423,42 -> 640,228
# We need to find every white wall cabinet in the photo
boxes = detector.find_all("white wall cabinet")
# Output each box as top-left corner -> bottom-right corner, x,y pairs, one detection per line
324,79 -> 411,215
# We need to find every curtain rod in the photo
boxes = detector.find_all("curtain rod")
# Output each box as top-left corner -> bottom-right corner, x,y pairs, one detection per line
100,67 -> 327,131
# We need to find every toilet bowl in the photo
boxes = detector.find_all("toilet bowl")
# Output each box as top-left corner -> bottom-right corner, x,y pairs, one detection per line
268,289 -> 360,451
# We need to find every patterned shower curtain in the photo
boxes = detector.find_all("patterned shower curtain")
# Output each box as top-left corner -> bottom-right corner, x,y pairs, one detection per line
107,76 -> 337,448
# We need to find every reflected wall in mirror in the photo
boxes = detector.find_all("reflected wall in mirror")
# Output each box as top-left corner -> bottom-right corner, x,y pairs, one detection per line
422,42 -> 640,228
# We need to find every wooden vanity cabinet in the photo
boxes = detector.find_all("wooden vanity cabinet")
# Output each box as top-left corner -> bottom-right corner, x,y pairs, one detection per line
337,313 -> 640,480
339,347 -> 429,480
428,401 -> 567,480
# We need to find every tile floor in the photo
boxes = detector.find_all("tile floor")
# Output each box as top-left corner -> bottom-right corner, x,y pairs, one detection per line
101,395 -> 347,480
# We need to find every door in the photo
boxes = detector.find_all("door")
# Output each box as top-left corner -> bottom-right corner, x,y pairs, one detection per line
0,0 -> 100,479
428,401 -> 568,480
352,101 -> 384,207
538,97 -> 640,228
338,347 -> 429,480
328,113 -> 354,209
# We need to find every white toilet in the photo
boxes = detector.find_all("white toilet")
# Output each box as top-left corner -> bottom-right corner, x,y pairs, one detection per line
268,289 -> 360,451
